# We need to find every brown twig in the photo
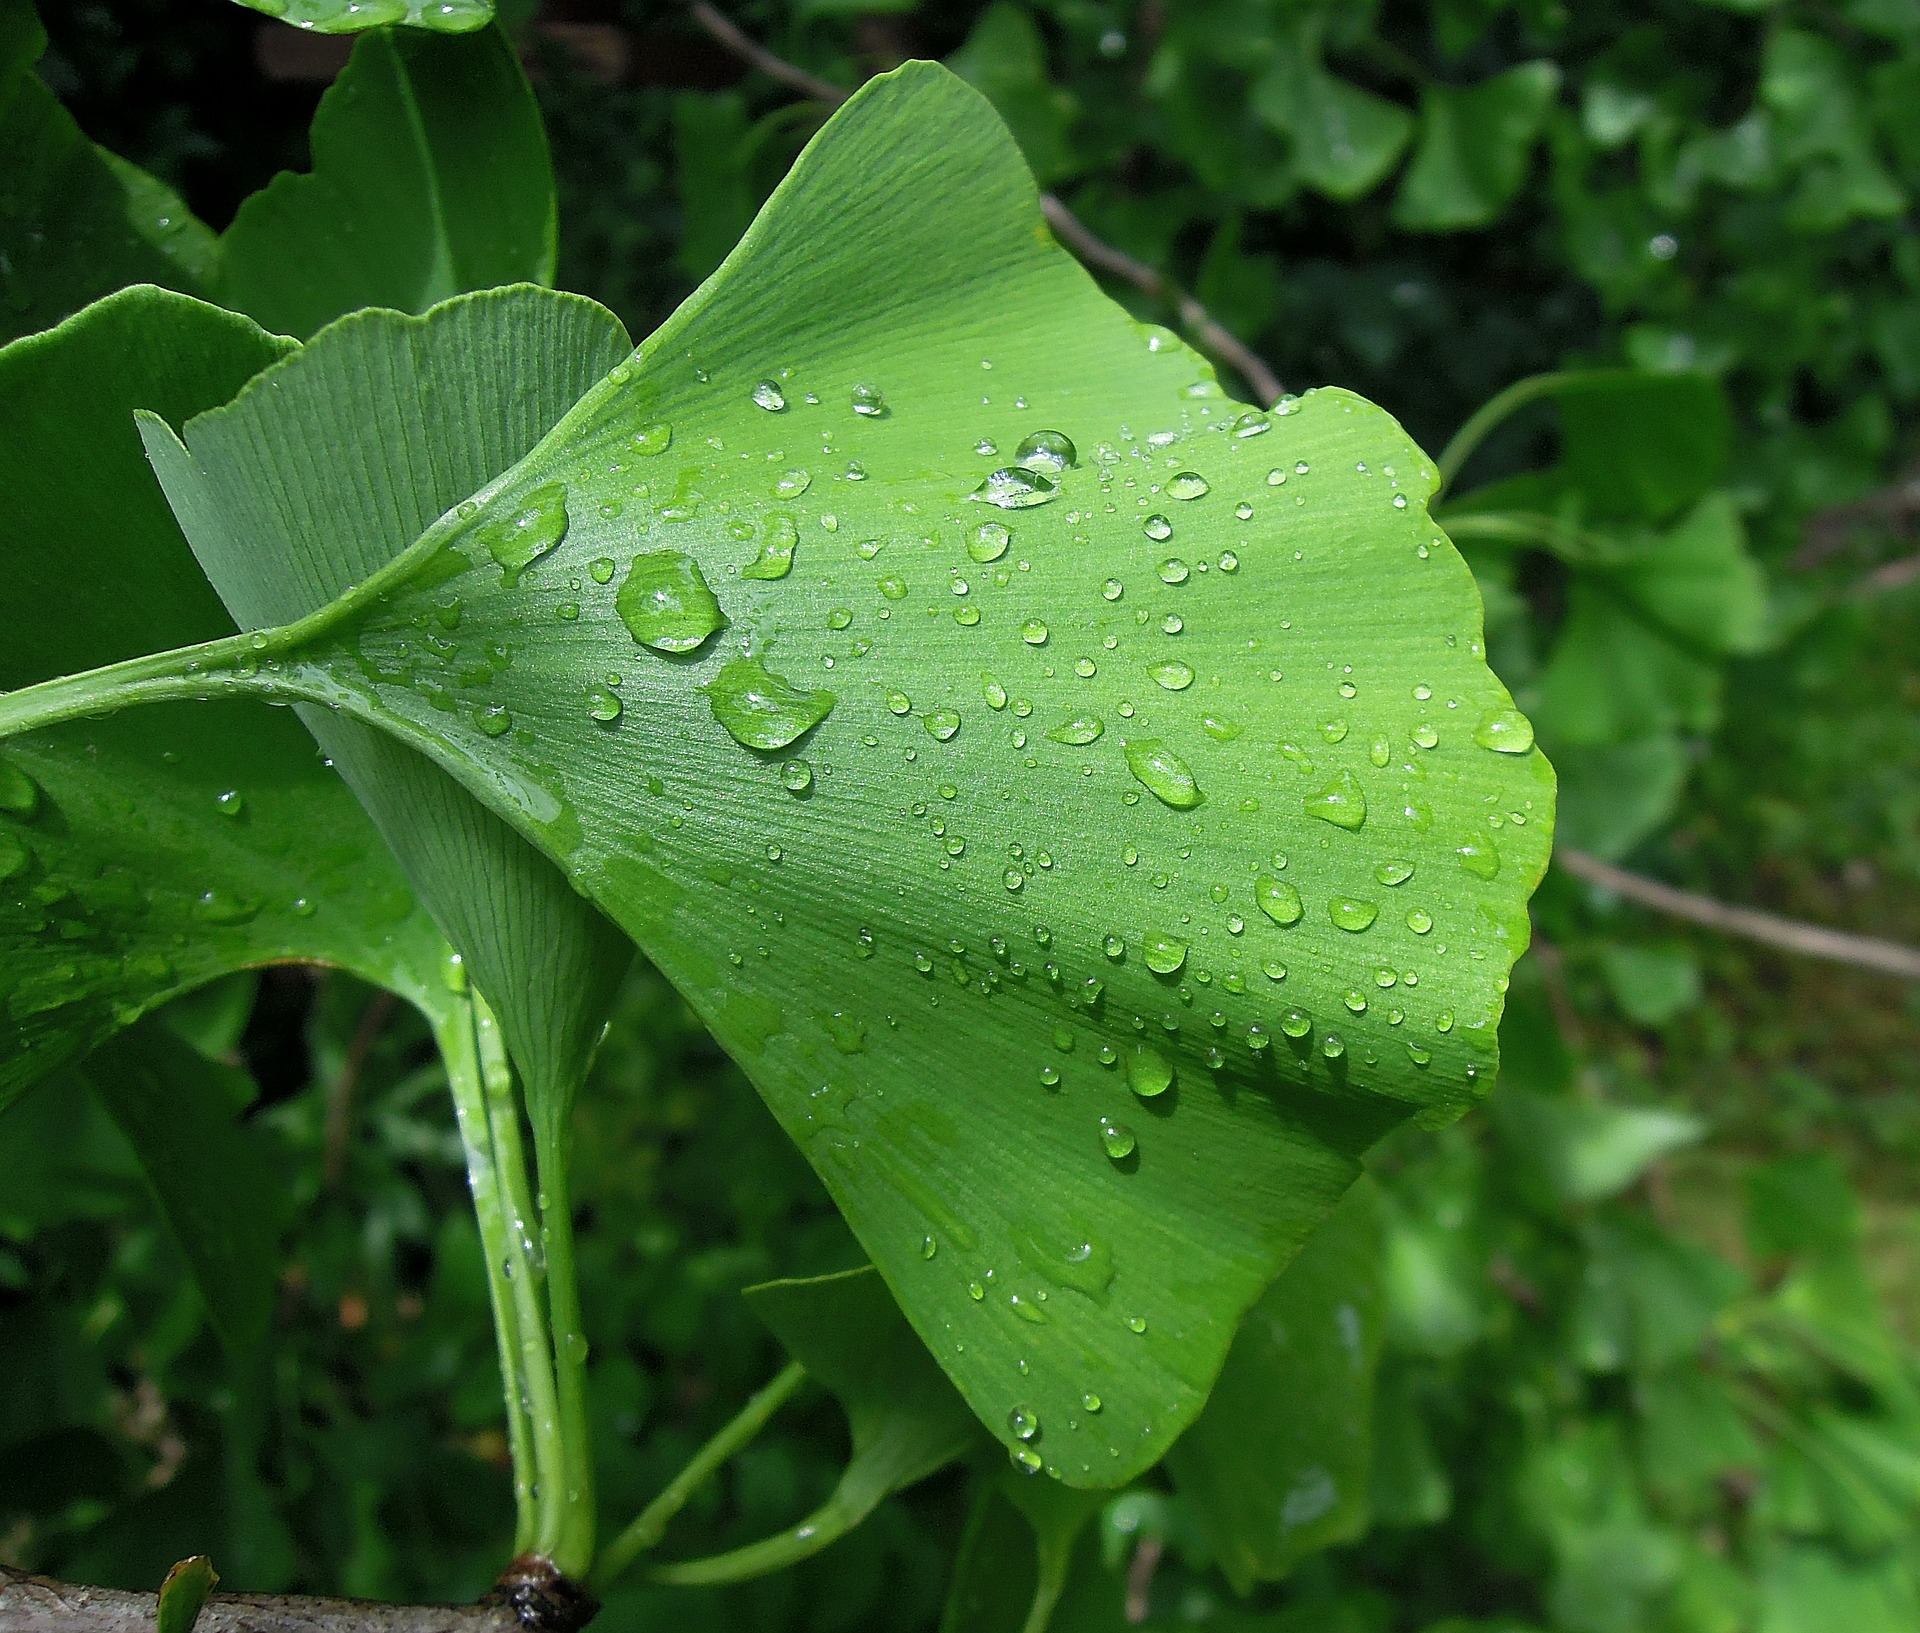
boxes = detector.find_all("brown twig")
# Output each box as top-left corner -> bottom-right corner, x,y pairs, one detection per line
1556,847 -> 1920,982
1852,551 -> 1920,599
1123,1535 -> 1162,1626
1794,468 -> 1920,569
0,1557 -> 595,1633
322,989 -> 396,1191
686,3 -> 1286,406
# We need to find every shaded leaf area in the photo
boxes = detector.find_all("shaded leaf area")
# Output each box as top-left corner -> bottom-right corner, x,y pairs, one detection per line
648,1268 -> 979,1582
0,1 -> 212,345
217,24 -> 554,341
1166,1177 -> 1383,1592
150,63 -> 1550,1483
0,286 -> 452,1105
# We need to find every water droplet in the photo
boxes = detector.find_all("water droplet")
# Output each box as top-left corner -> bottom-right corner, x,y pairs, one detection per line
1099,1116 -> 1137,1160
1167,470 -> 1210,501
589,556 -> 616,585
983,677 -> 1008,710
1045,713 -> 1104,745
1322,1033 -> 1346,1060
969,521 -> 1012,563
1003,868 -> 1025,893
1147,659 -> 1194,691
1473,708 -> 1535,754
586,687 -> 622,723
1277,1007 -> 1310,1039
476,483 -> 569,586
194,888 -> 262,926
1082,1391 -> 1104,1412
1304,771 -> 1367,829
851,382 -> 886,417
214,789 -> 245,817
1014,430 -> 1076,473
1406,1041 -> 1432,1065
705,657 -> 835,750
1321,719 -> 1349,744
1143,513 -> 1174,542
1011,1445 -> 1044,1474
780,759 -> 813,792
972,467 -> 1058,509
1125,1042 -> 1174,1098
1413,684 -> 1433,701
1009,1406 -> 1040,1441
1370,737 -> 1392,767
1374,859 -> 1414,886
1143,934 -> 1187,975
1407,909 -> 1433,933
1127,1315 -> 1148,1334
1456,839 -> 1501,879
1123,739 -> 1201,809
1102,578 -> 1124,601
773,469 -> 812,499
617,551 -> 726,653
887,692 -> 912,716
1256,876 -> 1303,926
1040,1063 -> 1061,1087
1021,619 -> 1050,645
1103,934 -> 1126,960
742,515 -> 799,580
752,379 -> 787,412
921,1234 -> 937,1259
476,705 -> 513,737
925,710 -> 961,741
631,423 -> 671,456
1329,897 -> 1379,932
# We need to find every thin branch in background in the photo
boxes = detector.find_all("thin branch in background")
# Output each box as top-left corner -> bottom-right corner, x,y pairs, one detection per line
1852,550 -> 1920,599
1123,1535 -> 1162,1626
1527,936 -> 1586,1051
686,3 -> 1286,407
1555,847 -> 1920,982
323,989 -> 395,1191
1793,467 -> 1920,569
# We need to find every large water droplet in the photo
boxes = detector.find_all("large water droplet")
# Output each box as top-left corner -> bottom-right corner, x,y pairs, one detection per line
477,483 -> 569,586
972,467 -> 1058,509
781,759 -> 813,793
969,521 -> 1012,563
618,551 -> 726,652
1473,708 -> 1535,753
1045,713 -> 1104,745
1375,859 -> 1414,886
1022,619 -> 1050,645
1147,659 -> 1194,691
1329,897 -> 1379,932
925,710 -> 961,741
1143,515 -> 1174,542
1256,876 -> 1303,926
1456,839 -> 1501,879
1125,1043 -> 1174,1098
705,657 -> 835,750
1015,430 -> 1076,473
1124,739 -> 1201,809
1304,770 -> 1367,829
1099,1116 -> 1137,1160
752,379 -> 787,412
1279,1007 -> 1311,1039
851,382 -> 886,417
631,422 -> 672,456
1144,933 -> 1188,975
741,515 -> 799,581
1009,1405 -> 1040,1441
1011,1445 -> 1044,1474
1166,471 -> 1210,501
773,469 -> 811,499
585,687 -> 622,723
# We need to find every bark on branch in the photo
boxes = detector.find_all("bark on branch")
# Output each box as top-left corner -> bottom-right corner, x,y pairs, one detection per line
0,1560 -> 596,1633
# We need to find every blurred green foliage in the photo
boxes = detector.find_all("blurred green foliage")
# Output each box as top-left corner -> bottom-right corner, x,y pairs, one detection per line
8,1 -> 1920,1629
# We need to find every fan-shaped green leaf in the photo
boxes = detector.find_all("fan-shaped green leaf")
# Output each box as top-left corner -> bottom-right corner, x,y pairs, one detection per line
218,24 -> 554,340
119,64 -> 1549,1484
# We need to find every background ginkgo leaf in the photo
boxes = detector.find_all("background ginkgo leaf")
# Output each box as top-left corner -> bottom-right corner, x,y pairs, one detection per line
216,24 -> 554,342
144,64 -> 1551,1485
0,286 -> 453,1105
225,0 -> 494,35
0,2 -> 213,345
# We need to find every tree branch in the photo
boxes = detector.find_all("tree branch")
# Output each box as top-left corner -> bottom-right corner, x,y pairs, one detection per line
685,3 -> 1285,407
1555,847 -> 1920,982
0,1558 -> 596,1633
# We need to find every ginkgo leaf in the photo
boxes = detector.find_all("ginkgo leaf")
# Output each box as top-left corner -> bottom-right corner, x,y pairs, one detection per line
225,0 -> 494,35
33,63 -> 1551,1487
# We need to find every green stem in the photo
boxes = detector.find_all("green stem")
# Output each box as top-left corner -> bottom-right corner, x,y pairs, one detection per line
593,1360 -> 809,1590
531,1118 -> 596,1579
472,993 -> 570,1566
433,990 -> 539,1553
0,629 -> 284,741
1022,1531 -> 1076,1633
1435,370 -> 1579,497
645,1466 -> 873,1589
